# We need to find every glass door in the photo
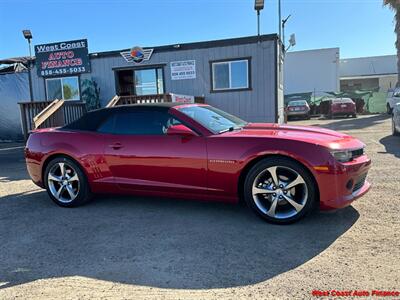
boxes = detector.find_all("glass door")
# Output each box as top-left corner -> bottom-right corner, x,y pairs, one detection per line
134,68 -> 164,95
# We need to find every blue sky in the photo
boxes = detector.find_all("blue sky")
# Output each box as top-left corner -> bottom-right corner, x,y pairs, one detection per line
0,0 -> 396,59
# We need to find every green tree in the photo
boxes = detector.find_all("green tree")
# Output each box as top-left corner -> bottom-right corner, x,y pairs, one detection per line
81,79 -> 100,111
384,0 -> 400,85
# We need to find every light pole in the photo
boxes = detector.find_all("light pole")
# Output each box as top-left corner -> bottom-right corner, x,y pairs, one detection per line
254,0 -> 264,40
282,14 -> 291,51
22,29 -> 33,102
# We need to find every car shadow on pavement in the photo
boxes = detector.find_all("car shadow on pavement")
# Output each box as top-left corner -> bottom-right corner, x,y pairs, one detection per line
308,114 -> 390,131
0,190 -> 359,290
379,134 -> 400,158
0,147 -> 29,182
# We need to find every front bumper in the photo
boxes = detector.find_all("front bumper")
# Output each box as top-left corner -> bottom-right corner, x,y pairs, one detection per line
317,155 -> 371,210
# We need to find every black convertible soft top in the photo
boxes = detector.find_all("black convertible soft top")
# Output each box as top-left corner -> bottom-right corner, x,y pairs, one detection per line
62,103 -> 186,131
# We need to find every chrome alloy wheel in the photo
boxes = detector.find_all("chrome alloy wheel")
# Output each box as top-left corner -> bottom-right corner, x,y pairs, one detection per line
47,162 -> 80,203
252,166 -> 308,219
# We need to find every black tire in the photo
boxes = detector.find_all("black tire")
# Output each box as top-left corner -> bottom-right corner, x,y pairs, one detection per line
393,117 -> 400,136
328,112 -> 333,119
387,104 -> 393,115
243,157 -> 317,224
352,113 -> 357,118
44,156 -> 92,207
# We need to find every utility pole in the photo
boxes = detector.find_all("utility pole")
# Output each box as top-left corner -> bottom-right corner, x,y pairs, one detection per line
254,0 -> 265,41
22,30 -> 34,102
282,15 -> 291,51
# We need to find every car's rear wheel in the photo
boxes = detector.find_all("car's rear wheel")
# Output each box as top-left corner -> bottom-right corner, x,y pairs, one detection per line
244,157 -> 316,224
352,113 -> 357,118
44,157 -> 92,207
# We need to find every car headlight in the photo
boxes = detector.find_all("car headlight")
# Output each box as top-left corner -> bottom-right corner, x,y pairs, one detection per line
329,147 -> 365,163
330,149 -> 353,163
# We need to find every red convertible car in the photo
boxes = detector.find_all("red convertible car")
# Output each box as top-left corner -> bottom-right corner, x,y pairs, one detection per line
25,103 -> 371,224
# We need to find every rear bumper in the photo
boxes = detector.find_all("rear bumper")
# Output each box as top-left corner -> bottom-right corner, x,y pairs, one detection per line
317,155 -> 371,210
26,158 -> 45,188
331,109 -> 356,115
287,111 -> 309,116
25,147 -> 45,188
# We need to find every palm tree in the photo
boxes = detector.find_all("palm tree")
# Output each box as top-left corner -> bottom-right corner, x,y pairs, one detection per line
384,0 -> 400,85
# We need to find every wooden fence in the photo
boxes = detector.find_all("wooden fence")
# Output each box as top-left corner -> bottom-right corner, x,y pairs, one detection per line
106,94 -> 205,107
19,100 -> 86,140
19,94 -> 205,140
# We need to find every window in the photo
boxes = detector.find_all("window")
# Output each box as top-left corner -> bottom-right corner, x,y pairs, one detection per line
134,68 -> 164,95
178,105 -> 247,134
211,59 -> 250,92
46,76 -> 80,100
97,110 -> 181,135
117,67 -> 164,96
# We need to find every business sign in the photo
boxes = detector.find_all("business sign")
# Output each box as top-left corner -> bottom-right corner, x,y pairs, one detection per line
170,60 -> 196,80
120,46 -> 153,63
170,93 -> 195,103
35,39 -> 90,77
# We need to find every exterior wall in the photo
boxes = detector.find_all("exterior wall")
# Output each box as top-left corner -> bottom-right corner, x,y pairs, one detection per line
339,55 -> 397,93
284,48 -> 340,95
340,77 -> 379,92
340,55 -> 397,78
29,37 -> 279,123
379,75 -> 397,91
340,75 -> 397,93
0,72 -> 29,140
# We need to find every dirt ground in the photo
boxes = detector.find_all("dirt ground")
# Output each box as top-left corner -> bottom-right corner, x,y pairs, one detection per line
0,114 -> 399,299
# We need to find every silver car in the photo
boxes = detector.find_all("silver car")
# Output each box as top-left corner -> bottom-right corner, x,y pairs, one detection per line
393,103 -> 400,136
286,100 -> 311,120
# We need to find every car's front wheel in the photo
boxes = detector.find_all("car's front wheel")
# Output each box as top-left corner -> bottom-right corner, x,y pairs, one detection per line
244,157 -> 316,224
44,157 -> 92,207
392,116 -> 400,136
387,104 -> 393,115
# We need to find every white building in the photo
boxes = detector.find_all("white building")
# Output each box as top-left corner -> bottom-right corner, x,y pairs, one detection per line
340,55 -> 397,92
284,48 -> 340,95
284,49 -> 397,96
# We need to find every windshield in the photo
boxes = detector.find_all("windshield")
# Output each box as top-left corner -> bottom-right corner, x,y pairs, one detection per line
177,105 -> 248,134
288,100 -> 307,106
332,98 -> 353,104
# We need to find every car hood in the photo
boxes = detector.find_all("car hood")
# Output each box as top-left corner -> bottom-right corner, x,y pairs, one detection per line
224,123 -> 364,150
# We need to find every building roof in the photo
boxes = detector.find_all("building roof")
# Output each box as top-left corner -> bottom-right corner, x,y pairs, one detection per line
340,55 -> 397,78
90,34 -> 278,59
0,35 -> 279,63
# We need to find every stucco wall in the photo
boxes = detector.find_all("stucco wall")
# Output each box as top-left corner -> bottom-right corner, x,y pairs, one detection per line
284,48 -> 340,95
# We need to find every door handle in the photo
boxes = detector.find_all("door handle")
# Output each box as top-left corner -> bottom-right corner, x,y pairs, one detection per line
109,143 -> 123,150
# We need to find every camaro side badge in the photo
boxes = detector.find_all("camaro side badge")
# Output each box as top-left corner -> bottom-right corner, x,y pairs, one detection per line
209,159 -> 236,164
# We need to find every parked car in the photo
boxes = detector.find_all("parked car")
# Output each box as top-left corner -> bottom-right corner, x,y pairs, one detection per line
286,100 -> 311,120
387,88 -> 400,114
392,103 -> 400,136
327,98 -> 357,119
25,103 -> 371,224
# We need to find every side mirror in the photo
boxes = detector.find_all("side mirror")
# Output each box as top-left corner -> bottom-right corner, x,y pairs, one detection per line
167,124 -> 196,137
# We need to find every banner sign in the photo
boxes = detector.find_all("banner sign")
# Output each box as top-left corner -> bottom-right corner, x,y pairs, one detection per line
35,39 -> 91,77
170,93 -> 195,103
170,60 -> 196,80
